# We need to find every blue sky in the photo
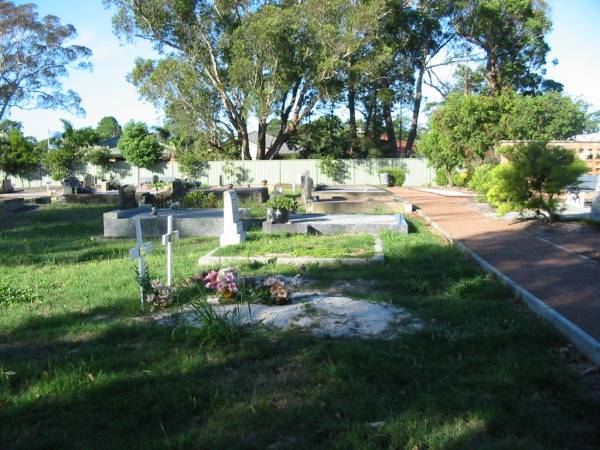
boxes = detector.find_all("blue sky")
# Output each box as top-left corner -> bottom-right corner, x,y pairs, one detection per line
9,0 -> 600,140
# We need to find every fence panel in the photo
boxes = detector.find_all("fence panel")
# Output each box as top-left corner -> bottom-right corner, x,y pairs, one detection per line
1,157 -> 435,190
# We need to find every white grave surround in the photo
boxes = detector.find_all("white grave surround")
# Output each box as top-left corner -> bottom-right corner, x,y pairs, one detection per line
220,190 -> 247,246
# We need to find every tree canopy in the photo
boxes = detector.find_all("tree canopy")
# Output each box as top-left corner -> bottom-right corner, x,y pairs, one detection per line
96,116 -> 122,140
118,121 -> 162,168
0,1 -> 92,120
0,120 -> 40,178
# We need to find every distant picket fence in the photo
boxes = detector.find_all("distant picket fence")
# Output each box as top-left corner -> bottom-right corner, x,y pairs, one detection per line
3,157 -> 435,189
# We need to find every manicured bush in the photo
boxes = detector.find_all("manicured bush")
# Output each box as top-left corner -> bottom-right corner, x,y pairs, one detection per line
486,142 -> 588,221
379,167 -> 407,187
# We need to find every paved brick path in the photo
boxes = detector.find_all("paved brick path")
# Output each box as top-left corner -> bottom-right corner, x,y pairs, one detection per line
391,187 -> 600,344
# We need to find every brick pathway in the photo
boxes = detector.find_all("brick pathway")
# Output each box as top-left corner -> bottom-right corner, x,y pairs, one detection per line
391,187 -> 600,345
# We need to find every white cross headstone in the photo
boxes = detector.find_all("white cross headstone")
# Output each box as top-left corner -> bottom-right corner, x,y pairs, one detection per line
220,190 -> 246,246
161,215 -> 179,288
130,216 -> 153,306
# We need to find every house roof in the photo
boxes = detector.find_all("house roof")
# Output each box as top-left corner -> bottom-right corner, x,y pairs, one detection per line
247,131 -> 297,155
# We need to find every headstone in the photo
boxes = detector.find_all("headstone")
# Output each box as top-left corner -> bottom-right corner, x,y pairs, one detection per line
172,179 -> 185,198
118,185 -> 138,209
129,216 -> 153,306
139,192 -> 155,206
592,176 -> 600,216
83,174 -> 96,189
220,190 -> 246,246
301,171 -> 313,202
1,179 -> 14,193
161,215 -> 180,288
63,177 -> 81,195
98,181 -> 111,192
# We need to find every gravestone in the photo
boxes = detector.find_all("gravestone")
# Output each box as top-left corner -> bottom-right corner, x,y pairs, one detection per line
63,176 -> 81,195
118,185 -> 138,209
161,215 -> 180,288
83,174 -> 96,189
98,181 -> 111,192
139,192 -> 155,206
301,171 -> 313,203
592,176 -> 600,216
172,179 -> 185,198
1,179 -> 14,193
220,190 -> 246,246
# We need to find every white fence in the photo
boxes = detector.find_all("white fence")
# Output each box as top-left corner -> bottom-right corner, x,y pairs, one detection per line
3,158 -> 435,189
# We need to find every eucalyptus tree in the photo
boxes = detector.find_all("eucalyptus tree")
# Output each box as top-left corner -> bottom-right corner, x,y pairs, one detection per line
108,0 -> 343,160
0,1 -> 92,120
453,0 -> 551,93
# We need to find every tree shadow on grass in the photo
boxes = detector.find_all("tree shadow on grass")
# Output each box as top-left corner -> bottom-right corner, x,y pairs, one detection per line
1,314 -> 598,450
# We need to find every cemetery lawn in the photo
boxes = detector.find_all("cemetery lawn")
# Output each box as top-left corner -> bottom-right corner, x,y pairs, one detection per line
1,204 -> 599,449
213,232 -> 375,258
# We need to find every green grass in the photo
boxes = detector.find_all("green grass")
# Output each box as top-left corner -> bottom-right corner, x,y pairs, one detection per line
213,232 -> 375,258
0,204 -> 599,449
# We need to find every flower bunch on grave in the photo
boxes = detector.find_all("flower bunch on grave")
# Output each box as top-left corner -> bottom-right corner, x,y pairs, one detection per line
145,279 -> 173,308
202,268 -> 240,299
194,269 -> 293,305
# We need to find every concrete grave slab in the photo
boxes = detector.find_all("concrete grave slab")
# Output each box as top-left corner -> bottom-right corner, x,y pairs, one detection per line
262,213 -> 409,235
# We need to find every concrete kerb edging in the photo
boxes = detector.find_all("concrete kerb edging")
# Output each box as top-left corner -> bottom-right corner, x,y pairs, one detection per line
198,237 -> 385,267
415,208 -> 600,366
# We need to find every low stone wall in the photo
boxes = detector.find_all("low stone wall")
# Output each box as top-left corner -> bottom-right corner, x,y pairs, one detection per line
63,193 -> 119,205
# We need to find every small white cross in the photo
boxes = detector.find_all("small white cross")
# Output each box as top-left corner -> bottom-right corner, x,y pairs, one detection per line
130,216 -> 153,306
161,215 -> 179,288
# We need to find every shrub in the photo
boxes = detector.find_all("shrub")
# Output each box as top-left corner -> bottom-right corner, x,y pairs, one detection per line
451,171 -> 469,187
468,163 -> 497,195
266,195 -> 298,212
319,156 -> 350,184
486,142 -> 588,221
379,167 -> 407,187
118,122 -> 162,168
182,190 -> 218,208
435,168 -> 449,186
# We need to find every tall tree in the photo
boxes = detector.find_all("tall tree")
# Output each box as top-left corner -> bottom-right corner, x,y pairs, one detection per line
0,1 -> 92,120
0,120 -> 40,178
108,0 -> 335,160
96,116 -> 122,140
453,0 -> 551,93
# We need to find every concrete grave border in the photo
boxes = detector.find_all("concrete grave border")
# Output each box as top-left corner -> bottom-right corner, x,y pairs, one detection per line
198,237 -> 385,267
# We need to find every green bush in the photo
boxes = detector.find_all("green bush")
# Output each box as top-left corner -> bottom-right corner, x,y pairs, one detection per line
468,163 -> 497,195
266,195 -> 298,212
451,171 -> 469,187
379,167 -> 407,186
486,142 -> 588,221
182,190 -> 218,208
435,168 -> 449,186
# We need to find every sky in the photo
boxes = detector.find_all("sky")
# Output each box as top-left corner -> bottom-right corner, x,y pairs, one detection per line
8,0 -> 600,140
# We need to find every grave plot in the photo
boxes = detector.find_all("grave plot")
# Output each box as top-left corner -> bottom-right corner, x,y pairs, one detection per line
199,232 -> 384,266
